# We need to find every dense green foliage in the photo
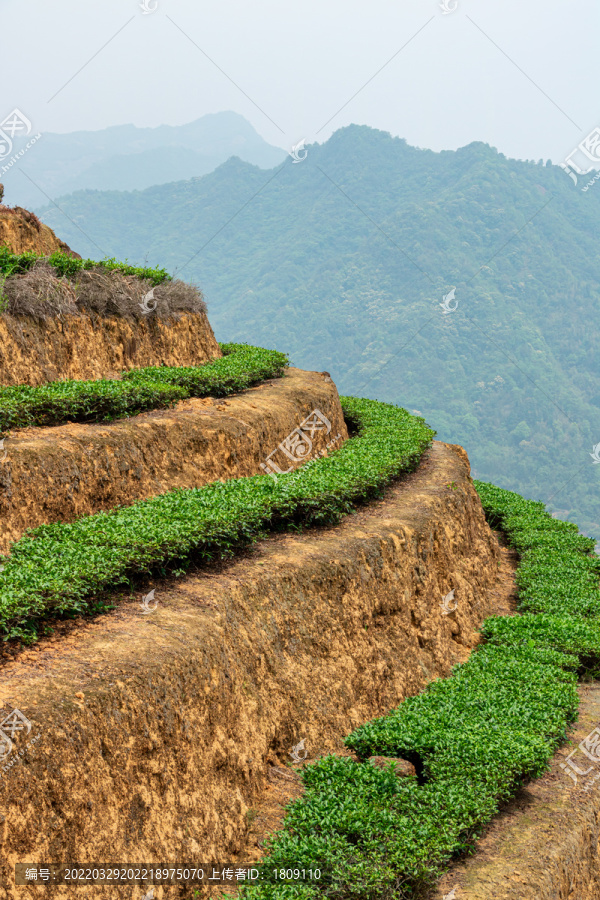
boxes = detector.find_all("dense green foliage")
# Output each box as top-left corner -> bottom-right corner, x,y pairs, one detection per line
0,343 -> 287,433
475,480 -> 600,627
0,378 -> 187,432
0,398 -> 434,642
37,126 -> 600,542
238,484 -> 600,899
0,247 -> 171,284
121,342 -> 287,397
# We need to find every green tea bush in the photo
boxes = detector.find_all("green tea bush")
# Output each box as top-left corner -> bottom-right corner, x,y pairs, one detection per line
0,343 -> 288,433
0,398 -> 434,641
481,614 -> 600,672
238,482 -> 600,900
0,246 -> 171,284
122,342 -> 288,398
0,379 -> 188,431
475,481 -> 600,620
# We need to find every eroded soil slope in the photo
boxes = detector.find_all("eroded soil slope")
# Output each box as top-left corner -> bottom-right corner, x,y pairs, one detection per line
0,441 -> 501,900
0,310 -> 220,386
0,207 -> 78,257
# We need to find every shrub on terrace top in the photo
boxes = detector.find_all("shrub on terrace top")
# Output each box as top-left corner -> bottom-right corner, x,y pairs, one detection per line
0,246 -> 171,284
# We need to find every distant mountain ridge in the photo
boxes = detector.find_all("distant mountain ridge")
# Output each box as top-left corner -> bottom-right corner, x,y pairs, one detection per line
1,112 -> 286,208
36,124 -> 600,540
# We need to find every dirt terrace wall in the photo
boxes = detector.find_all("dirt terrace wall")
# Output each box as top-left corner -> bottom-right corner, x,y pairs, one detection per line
0,441 -> 501,899
433,681 -> 600,900
0,209 -> 78,258
0,368 -> 347,553
0,310 -> 220,386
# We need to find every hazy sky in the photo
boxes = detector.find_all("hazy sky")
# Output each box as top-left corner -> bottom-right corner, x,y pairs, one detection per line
2,0 -> 598,163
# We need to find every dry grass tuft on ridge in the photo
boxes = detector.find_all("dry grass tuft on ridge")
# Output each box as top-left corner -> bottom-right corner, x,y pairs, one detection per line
1,260 -> 206,321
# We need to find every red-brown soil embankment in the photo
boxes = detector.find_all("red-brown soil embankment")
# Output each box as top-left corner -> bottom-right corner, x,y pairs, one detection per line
0,441 -> 501,900
0,208 -> 78,258
236,540 -> 518,882
0,310 -> 220,387
0,368 -> 346,553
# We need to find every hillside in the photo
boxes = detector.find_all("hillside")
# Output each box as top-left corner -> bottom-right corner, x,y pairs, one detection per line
0,202 -> 79,257
36,125 -> 600,541
1,112 -> 286,209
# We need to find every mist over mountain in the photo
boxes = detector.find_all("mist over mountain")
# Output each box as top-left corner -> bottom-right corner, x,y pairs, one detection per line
2,112 -> 286,209
37,124 -> 600,540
